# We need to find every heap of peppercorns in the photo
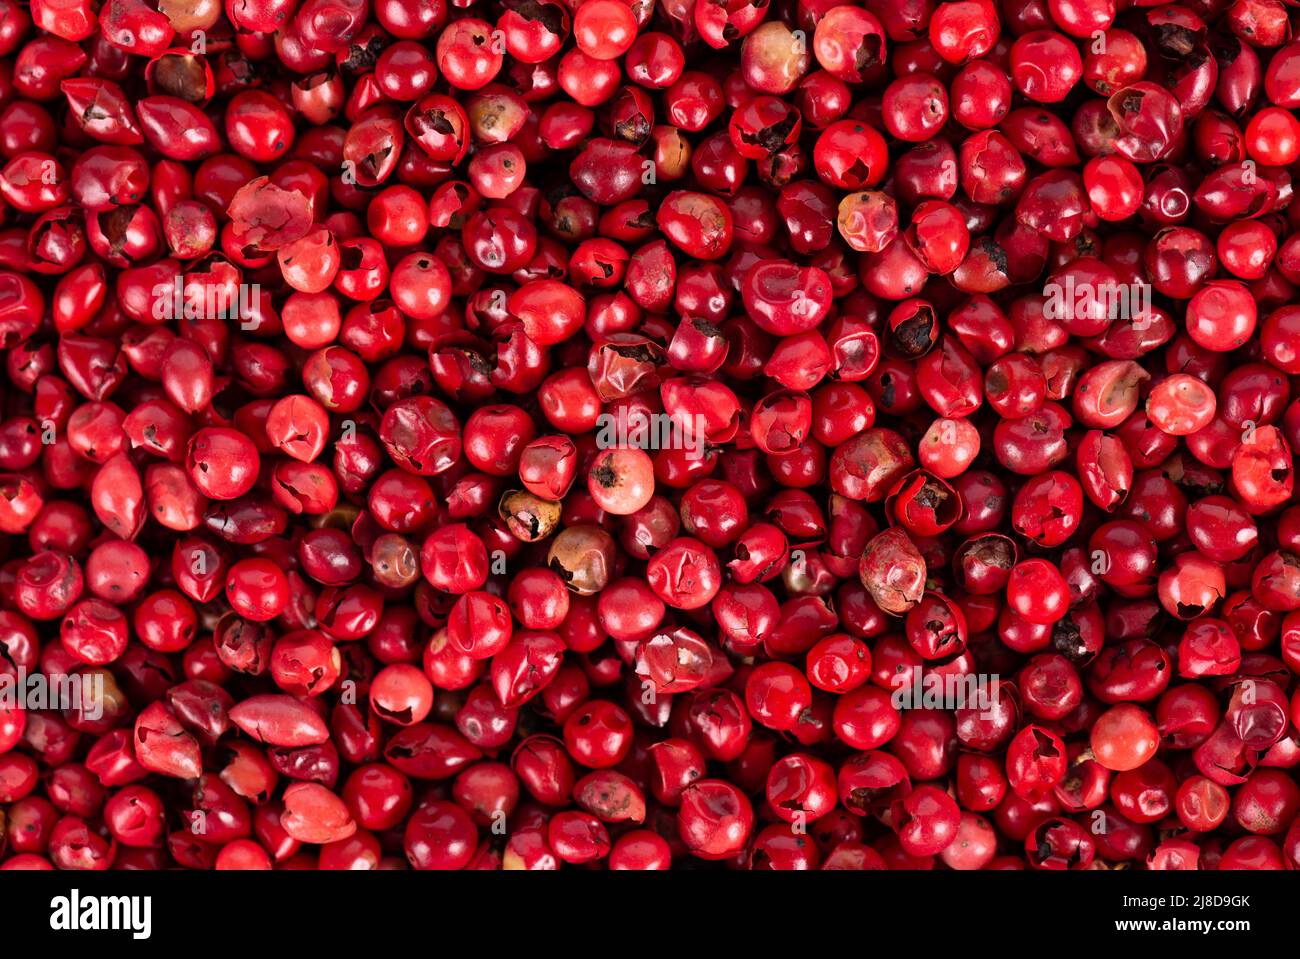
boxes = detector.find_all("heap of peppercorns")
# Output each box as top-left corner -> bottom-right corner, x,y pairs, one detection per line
0,0 -> 1299,871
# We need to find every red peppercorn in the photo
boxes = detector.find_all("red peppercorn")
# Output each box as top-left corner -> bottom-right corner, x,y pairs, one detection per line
0,0 -> 1298,880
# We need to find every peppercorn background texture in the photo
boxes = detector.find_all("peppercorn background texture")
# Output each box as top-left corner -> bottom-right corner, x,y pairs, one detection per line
0,0 -> 1299,872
